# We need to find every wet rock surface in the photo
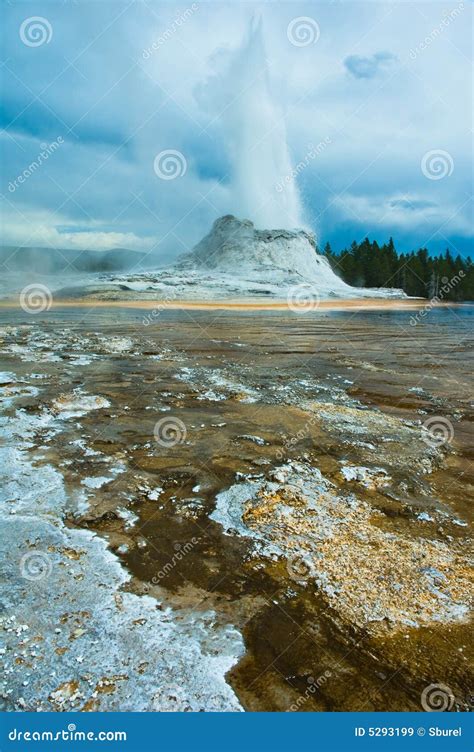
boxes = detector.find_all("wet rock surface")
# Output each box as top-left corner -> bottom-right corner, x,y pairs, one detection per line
212,460 -> 471,631
0,308 -> 472,711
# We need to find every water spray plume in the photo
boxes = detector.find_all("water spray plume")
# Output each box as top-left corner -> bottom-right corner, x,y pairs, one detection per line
200,16 -> 305,230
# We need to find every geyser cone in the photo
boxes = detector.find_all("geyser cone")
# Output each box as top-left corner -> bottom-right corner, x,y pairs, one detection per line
177,215 -> 351,291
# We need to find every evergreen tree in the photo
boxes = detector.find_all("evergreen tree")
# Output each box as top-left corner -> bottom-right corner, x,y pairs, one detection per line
321,238 -> 473,300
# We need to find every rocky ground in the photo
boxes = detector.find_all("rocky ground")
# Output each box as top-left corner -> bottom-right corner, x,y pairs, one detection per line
0,308 -> 472,711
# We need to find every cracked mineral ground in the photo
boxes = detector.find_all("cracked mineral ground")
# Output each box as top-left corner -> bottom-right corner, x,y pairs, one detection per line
0,305 -> 472,712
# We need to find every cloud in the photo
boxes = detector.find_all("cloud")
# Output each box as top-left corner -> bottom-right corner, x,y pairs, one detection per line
343,51 -> 397,79
332,193 -> 472,237
0,97 -> 130,149
0,1 -> 471,259
388,198 -> 437,212
1,211 -> 155,252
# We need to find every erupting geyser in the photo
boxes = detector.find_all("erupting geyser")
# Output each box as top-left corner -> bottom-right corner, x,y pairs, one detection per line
51,20 -> 405,302
200,16 -> 305,230
177,20 -> 404,300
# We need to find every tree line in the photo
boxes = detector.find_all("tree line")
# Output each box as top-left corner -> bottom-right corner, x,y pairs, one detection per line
322,238 -> 473,301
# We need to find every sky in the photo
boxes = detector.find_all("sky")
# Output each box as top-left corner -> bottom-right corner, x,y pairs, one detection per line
1,0 -> 472,264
